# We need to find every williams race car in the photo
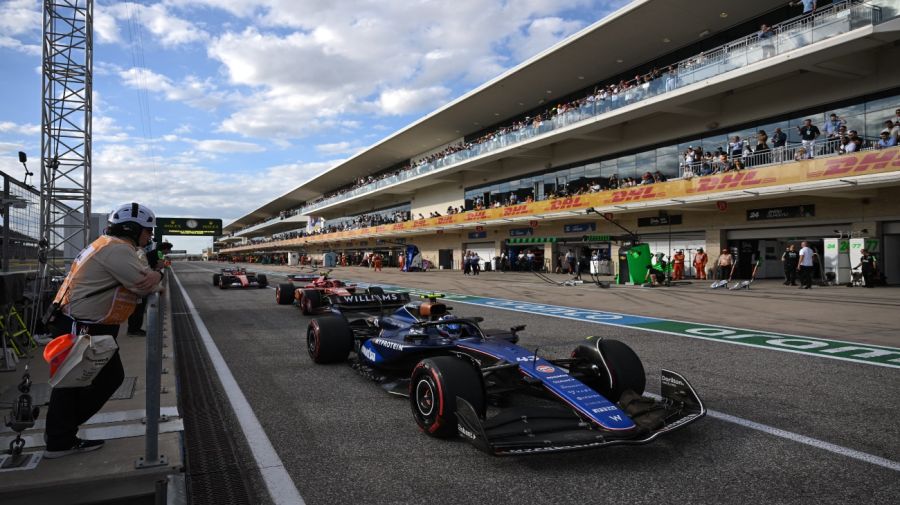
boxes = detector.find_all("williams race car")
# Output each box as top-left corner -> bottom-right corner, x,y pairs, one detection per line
275,270 -> 385,315
213,267 -> 268,289
306,292 -> 705,455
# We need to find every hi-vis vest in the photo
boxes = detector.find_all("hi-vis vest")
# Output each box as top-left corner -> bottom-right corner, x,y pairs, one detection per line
54,236 -> 140,325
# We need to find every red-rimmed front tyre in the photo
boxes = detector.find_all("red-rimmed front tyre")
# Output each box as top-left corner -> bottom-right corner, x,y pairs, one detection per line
306,316 -> 353,364
410,357 -> 485,438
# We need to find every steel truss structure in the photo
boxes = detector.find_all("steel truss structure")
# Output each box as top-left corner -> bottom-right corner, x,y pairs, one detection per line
40,0 -> 93,273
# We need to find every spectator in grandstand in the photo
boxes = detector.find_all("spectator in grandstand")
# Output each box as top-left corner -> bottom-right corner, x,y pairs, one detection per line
877,130 -> 898,149
729,136 -> 745,160
771,127 -> 788,162
640,172 -> 654,185
790,0 -> 816,15
754,130 -> 771,165
795,147 -> 810,161
797,119 -> 821,158
759,24 -> 776,58
846,130 -> 863,152
653,170 -> 667,183
823,113 -> 845,153
885,120 -> 900,143
665,66 -> 677,92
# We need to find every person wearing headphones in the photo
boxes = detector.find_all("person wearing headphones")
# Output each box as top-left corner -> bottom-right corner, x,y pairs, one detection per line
44,202 -> 163,459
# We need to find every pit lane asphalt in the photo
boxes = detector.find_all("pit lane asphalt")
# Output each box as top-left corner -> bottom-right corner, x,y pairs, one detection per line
172,263 -> 900,505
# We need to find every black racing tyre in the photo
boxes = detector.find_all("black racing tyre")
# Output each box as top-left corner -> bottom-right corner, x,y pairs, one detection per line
276,283 -> 296,304
572,338 -> 645,402
219,276 -> 228,289
212,273 -> 220,286
410,356 -> 485,438
257,274 -> 268,288
300,289 -> 323,315
368,286 -> 384,296
307,316 -> 353,364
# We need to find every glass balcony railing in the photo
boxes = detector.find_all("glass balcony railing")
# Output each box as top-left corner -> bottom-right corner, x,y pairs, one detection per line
274,1 -> 886,222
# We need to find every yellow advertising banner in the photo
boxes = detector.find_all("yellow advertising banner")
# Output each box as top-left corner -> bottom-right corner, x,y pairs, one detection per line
228,148 -> 899,251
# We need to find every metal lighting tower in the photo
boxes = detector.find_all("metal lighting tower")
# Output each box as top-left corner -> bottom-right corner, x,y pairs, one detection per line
40,0 -> 93,273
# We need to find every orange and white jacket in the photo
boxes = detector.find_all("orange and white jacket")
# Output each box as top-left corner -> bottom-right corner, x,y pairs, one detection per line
53,235 -> 161,325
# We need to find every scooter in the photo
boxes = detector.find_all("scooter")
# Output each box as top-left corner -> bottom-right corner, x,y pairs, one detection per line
711,258 -> 737,289
730,259 -> 760,290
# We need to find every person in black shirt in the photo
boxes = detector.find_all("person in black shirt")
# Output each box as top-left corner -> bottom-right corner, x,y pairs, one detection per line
798,119 -> 821,158
781,244 -> 799,286
854,249 -> 877,288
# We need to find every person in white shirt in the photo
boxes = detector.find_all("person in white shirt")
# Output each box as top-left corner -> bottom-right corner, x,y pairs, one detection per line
797,240 -> 815,289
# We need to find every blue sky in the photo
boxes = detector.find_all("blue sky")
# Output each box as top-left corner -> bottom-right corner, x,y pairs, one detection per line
0,0 -> 627,252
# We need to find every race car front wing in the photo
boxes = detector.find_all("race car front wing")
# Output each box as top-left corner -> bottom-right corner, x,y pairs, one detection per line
455,369 -> 705,455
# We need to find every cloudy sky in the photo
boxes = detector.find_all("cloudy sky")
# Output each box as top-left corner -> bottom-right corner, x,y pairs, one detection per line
0,0 -> 626,252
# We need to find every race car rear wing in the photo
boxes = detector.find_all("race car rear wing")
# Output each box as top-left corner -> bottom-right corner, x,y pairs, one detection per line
328,292 -> 411,312
455,369 -> 705,456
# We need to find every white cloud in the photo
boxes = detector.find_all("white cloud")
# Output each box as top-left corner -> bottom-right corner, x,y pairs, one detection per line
94,8 -> 122,44
106,2 -> 208,48
315,141 -> 358,156
376,87 -> 451,116
191,139 -> 265,153
0,0 -> 41,37
91,140 -> 335,226
119,67 -> 228,110
0,35 -> 40,56
202,0 -> 610,138
0,121 -> 40,136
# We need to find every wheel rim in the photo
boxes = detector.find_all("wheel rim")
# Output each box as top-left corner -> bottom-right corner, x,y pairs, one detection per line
415,378 -> 435,417
307,327 -> 317,357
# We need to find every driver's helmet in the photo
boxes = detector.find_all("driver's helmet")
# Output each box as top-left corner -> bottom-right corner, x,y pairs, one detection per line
436,314 -> 463,338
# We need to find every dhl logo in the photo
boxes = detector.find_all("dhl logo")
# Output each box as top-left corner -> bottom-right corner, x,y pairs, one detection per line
502,204 -> 530,217
391,223 -> 404,231
376,226 -> 387,233
466,211 -> 488,221
809,150 -> 900,178
549,196 -> 586,210
610,186 -> 662,203
436,216 -> 455,225
413,219 -> 427,227
689,171 -> 774,193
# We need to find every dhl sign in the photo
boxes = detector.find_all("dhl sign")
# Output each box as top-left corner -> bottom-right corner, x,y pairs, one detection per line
548,196 -> 588,211
609,186 -> 663,203
808,150 -> 900,178
687,171 -> 776,194
220,148 -> 900,253
502,204 -> 530,217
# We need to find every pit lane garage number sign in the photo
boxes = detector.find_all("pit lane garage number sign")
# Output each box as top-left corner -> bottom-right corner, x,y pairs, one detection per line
156,217 -> 223,236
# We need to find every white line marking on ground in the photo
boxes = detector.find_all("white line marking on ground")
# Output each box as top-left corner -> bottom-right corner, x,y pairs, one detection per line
645,394 -> 900,472
172,270 -> 306,505
179,265 -> 900,471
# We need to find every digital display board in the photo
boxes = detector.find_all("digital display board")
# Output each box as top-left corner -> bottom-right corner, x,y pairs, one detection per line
156,217 -> 223,236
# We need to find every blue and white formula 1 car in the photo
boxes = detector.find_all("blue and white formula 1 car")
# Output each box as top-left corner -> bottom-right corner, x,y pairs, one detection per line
306,293 -> 705,455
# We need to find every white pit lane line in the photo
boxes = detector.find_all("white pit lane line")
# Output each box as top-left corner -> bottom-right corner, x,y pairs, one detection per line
171,269 -> 306,505
178,265 -> 900,473
644,394 -> 900,473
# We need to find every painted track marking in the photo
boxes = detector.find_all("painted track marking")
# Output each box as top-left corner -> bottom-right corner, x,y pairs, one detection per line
172,270 -> 306,505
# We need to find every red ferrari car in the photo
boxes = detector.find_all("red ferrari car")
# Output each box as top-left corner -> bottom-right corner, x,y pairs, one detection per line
276,271 -> 383,315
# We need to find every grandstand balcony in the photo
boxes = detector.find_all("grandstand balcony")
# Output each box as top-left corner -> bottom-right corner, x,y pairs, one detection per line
223,0 -> 900,249
285,1 -> 895,217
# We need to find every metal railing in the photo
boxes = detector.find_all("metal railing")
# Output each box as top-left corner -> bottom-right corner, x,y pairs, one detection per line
136,285 -> 167,469
284,1 -> 884,218
678,137 -> 884,178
